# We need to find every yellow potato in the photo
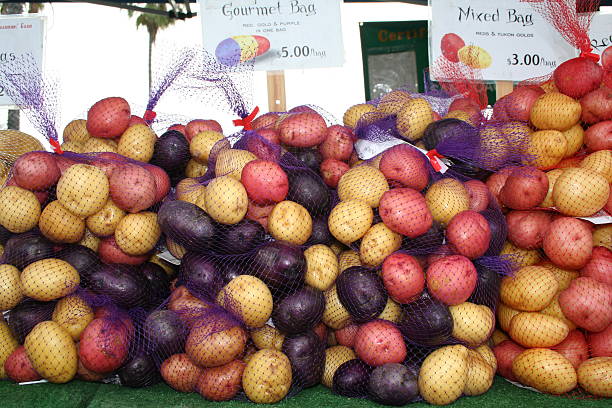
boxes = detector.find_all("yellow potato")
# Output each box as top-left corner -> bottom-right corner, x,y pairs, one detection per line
250,324 -> 285,351
185,159 -> 208,178
21,258 -> 80,302
338,250 -> 362,271
61,140 -> 84,153
25,321 -> 78,383
509,312 -> 569,348
538,261 -> 579,292
479,125 -> 511,170
175,178 -> 207,210
57,164 -> 109,217
0,264 -> 22,311
86,199 -> 125,237
450,303 -> 494,347
118,124 -> 157,162
190,130 -> 225,163
396,98 -> 434,141
561,124 -> 584,158
418,345 -> 469,406
304,244 -> 339,291
322,285 -> 350,330
593,224 -> 612,250
530,92 -> 581,131
368,154 -> 383,169
464,349 -> 495,396
359,223 -> 402,267
217,275 -> 273,328
52,294 -> 94,341
541,80 -> 559,93
458,45 -> 492,69
0,129 -> 44,164
500,266 -> 558,311
268,201 -> 312,245
376,91 -> 412,116
214,148 -> 257,180
343,103 -> 376,128
322,346 -> 356,388
82,138 -> 118,153
475,344 -> 497,372
115,212 -> 161,255
512,348 -> 577,394
526,130 -> 567,170
497,303 -> 521,333
337,166 -> 389,208
204,176 -> 248,225
39,200 -> 85,243
444,110 -> 478,126
553,167 -> 609,216
500,241 -> 541,268
79,229 -> 100,252
540,293 -> 576,330
378,297 -> 402,323
63,119 -> 91,144
166,237 -> 186,260
330,242 -> 344,256
328,200 -> 373,244
0,186 -> 41,233
577,357 -> 612,397
541,169 -> 564,208
242,349 -> 292,403
0,318 -> 19,379
425,178 -> 470,225
501,121 -> 532,153
491,329 -> 510,346
580,150 -> 612,182
0,161 -> 9,186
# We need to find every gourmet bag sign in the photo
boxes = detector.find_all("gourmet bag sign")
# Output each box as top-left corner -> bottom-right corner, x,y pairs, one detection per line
0,15 -> 45,106
200,0 -> 344,70
429,0 -> 579,81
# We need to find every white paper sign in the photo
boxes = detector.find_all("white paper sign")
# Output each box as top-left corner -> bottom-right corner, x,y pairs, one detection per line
200,0 -> 344,71
0,16 -> 45,106
429,0 -> 578,81
588,11 -> 612,60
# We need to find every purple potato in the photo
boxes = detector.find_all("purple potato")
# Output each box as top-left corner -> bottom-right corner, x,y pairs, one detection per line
401,222 -> 444,255
368,363 -> 419,406
179,252 -> 223,300
140,262 -> 171,309
468,263 -> 501,310
252,241 -> 305,293
272,286 -> 324,334
87,264 -> 151,309
422,119 -> 477,151
216,219 -> 265,254
336,266 -> 387,323
286,167 -> 331,216
7,300 -> 55,343
3,232 -> 54,269
332,359 -> 371,398
144,310 -> 187,360
56,245 -> 101,283
118,351 -> 161,388
157,200 -> 216,252
0,224 -> 11,244
286,148 -> 322,173
399,291 -> 453,347
307,217 -> 333,246
281,331 -> 325,388
481,208 -> 507,256
150,130 -> 190,176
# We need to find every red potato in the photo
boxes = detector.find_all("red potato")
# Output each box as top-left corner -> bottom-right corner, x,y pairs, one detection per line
109,163 -> 156,213
167,286 -> 209,328
543,217 -> 592,270
77,347 -> 106,382
93,306 -> 135,340
13,152 -> 60,191
506,210 -> 552,250
500,166 -> 548,210
354,320 -> 406,367
144,164 -> 171,204
464,180 -> 490,212
335,323 -> 359,348
196,360 -> 246,401
320,159 -> 350,188
98,236 -> 150,265
493,95 -> 511,121
379,144 -> 429,190
87,97 -> 131,138
588,324 -> 612,357
319,125 -> 354,162
161,353 -> 203,392
426,255 -> 477,305
426,244 -> 457,266
505,86 -> 545,122
241,160 -> 288,204
603,46 -> 612,70
553,57 -> 603,99
493,340 -> 525,381
552,330 -> 589,369
185,120 -> 223,142
381,252 -> 425,304
440,33 -> 465,63
4,346 -> 41,383
252,113 -> 281,130
584,120 -> 612,152
279,112 -> 328,147
313,322 -> 327,343
556,156 -> 585,168
55,155 -> 79,175
255,128 -> 280,145
245,201 -> 274,231
245,133 -> 281,162
486,166 -> 518,206
581,246 -> 612,285
79,318 -> 130,373
289,105 -> 318,114
379,188 -> 432,239
559,277 -> 612,332
604,70 -> 612,89
448,97 -> 481,114
128,115 -> 147,126
168,124 -> 186,135
580,87 -> 612,124
90,152 -> 129,178
446,210 -> 491,259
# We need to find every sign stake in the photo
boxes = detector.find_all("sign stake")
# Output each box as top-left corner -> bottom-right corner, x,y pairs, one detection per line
495,80 -> 514,100
267,70 -> 286,112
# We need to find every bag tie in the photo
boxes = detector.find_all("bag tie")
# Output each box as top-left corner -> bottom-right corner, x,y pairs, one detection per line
233,106 -> 260,131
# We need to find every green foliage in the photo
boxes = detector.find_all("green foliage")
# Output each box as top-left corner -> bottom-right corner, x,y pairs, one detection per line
127,3 -> 175,44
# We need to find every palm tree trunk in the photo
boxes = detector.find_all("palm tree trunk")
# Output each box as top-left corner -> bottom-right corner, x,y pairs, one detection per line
7,109 -> 20,130
1,3 -> 24,130
148,34 -> 153,94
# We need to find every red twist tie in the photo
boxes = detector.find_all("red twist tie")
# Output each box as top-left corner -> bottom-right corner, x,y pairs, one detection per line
49,138 -> 63,154
143,109 -> 157,124
233,106 -> 260,131
426,149 -> 445,172
580,49 -> 600,63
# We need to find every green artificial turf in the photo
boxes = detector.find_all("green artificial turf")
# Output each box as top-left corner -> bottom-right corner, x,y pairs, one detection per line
0,376 -> 606,408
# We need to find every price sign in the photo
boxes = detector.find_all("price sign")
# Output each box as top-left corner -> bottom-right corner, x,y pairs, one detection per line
588,11 -> 612,60
200,0 -> 344,71
0,16 -> 45,106
429,0 -> 578,82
